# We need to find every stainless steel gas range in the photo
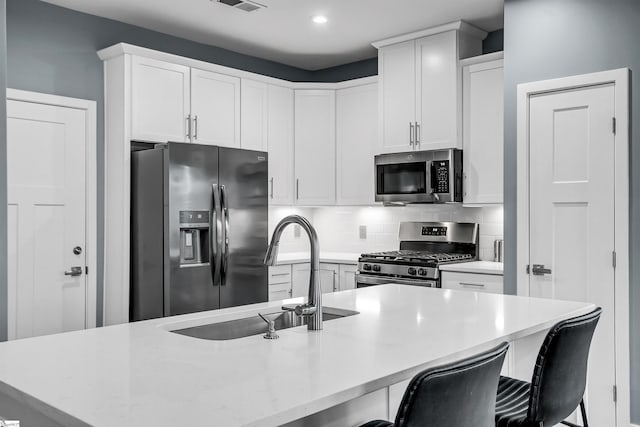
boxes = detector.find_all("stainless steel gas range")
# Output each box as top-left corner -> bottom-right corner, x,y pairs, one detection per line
356,222 -> 479,288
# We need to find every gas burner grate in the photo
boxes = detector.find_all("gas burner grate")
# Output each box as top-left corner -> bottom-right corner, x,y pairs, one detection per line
361,250 -> 473,264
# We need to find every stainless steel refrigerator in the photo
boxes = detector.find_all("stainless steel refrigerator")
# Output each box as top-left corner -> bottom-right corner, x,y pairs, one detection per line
130,142 -> 268,321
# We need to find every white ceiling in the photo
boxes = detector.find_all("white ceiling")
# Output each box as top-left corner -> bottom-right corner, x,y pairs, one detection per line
41,0 -> 504,70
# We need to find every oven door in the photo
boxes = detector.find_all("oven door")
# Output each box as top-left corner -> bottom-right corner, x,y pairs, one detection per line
356,273 -> 439,288
375,152 -> 433,204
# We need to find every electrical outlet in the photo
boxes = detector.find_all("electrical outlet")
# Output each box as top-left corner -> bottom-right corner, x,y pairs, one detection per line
294,225 -> 301,238
359,225 -> 367,239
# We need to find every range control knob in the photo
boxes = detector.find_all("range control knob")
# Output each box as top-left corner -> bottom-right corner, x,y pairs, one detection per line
372,264 -> 381,272
363,264 -> 372,271
418,268 -> 427,276
408,267 -> 417,276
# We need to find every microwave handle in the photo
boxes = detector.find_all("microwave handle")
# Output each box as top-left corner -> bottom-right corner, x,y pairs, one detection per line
429,161 -> 440,201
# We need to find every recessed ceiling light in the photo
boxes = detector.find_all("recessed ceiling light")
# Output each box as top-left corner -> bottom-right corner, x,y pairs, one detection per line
312,15 -> 328,24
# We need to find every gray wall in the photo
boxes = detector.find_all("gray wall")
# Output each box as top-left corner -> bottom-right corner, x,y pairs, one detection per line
503,0 -> 640,421
5,0 -> 377,328
0,0 -> 6,342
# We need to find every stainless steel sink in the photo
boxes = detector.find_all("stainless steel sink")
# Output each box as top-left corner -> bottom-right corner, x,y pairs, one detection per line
171,306 -> 359,341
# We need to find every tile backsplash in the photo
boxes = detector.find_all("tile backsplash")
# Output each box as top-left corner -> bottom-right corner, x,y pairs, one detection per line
270,205 -> 504,261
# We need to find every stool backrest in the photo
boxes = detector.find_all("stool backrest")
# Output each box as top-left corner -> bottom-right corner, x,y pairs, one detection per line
527,307 -> 602,426
394,342 -> 509,427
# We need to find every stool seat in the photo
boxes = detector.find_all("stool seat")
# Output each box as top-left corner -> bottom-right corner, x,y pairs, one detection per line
495,376 -> 531,427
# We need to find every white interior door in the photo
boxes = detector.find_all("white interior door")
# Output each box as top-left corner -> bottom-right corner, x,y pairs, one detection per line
528,84 -> 616,425
7,100 -> 87,339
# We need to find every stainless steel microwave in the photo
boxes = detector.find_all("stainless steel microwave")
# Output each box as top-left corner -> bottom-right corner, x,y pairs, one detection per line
374,149 -> 463,204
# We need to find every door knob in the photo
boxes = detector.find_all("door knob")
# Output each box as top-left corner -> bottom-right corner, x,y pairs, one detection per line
531,264 -> 552,276
64,266 -> 83,277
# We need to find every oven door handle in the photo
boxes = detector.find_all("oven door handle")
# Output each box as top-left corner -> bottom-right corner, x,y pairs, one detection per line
356,273 -> 438,288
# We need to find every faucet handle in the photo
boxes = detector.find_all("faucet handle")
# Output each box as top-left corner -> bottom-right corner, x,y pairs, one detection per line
258,313 -> 279,340
282,303 -> 317,317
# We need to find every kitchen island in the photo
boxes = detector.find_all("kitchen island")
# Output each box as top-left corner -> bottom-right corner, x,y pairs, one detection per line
0,285 -> 593,427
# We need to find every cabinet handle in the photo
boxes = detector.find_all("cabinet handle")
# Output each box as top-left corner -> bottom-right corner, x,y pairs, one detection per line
271,273 -> 289,277
460,282 -> 486,288
186,114 -> 192,139
333,271 -> 337,292
194,115 -> 198,140
270,177 -> 274,199
415,122 -> 420,148
296,179 -> 299,200
409,122 -> 414,147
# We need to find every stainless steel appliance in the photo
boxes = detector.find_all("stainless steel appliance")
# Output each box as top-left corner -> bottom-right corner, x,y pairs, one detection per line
130,142 -> 268,321
375,149 -> 463,204
356,222 -> 478,288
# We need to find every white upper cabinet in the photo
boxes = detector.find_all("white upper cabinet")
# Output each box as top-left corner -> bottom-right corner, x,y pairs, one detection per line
241,79 -> 268,151
131,56 -> 191,143
191,69 -> 241,147
267,85 -> 294,205
378,40 -> 416,154
294,90 -> 336,206
462,54 -> 504,205
336,83 -> 378,205
415,31 -> 459,150
374,22 -> 485,154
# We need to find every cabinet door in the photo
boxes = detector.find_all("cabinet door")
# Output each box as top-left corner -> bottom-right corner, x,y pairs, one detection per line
291,263 -> 310,299
267,85 -> 294,205
131,56 -> 190,143
336,84 -> 378,205
415,31 -> 460,150
319,263 -> 339,294
339,264 -> 357,291
191,68 -> 240,147
462,59 -> 504,204
294,90 -> 336,206
241,79 -> 268,151
378,40 -> 416,154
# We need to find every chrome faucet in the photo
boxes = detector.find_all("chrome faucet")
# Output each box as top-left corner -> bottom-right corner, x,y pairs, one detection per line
264,215 -> 322,331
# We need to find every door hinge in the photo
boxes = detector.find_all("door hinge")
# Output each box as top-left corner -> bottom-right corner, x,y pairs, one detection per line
612,117 -> 617,135
613,384 -> 618,402
612,251 -> 617,269
526,264 -> 530,275
85,266 -> 89,275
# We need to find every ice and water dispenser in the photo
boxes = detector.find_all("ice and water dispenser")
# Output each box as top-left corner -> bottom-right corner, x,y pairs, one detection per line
179,210 -> 210,266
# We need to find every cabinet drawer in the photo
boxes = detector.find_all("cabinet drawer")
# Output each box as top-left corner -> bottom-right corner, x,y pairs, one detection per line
268,265 -> 292,284
441,271 -> 503,294
269,288 -> 291,302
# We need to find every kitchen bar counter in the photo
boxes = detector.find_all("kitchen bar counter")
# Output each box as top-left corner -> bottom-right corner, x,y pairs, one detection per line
0,286 -> 591,426
276,251 -> 361,265
439,260 -> 504,275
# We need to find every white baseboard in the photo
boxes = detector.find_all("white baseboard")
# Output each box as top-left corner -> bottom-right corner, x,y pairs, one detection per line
630,423 -> 639,427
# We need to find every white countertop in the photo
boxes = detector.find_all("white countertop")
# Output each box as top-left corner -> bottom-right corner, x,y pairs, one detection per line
0,286 -> 592,427
275,251 -> 361,265
439,261 -> 504,275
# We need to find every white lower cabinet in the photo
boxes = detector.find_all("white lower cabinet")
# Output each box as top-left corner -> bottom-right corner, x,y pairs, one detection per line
268,265 -> 292,301
339,264 -> 357,291
272,262 -> 357,300
440,271 -> 503,294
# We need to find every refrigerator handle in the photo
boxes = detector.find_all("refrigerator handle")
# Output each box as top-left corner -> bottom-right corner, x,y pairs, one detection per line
220,185 -> 229,286
210,184 -> 222,287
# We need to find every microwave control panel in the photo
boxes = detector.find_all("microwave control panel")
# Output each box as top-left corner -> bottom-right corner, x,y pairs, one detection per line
432,160 -> 450,193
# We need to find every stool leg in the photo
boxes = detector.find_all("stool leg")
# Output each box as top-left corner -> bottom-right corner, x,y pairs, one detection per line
579,399 -> 588,427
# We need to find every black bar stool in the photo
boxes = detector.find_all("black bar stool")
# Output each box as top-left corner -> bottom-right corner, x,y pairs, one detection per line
360,341 -> 509,427
495,307 -> 602,427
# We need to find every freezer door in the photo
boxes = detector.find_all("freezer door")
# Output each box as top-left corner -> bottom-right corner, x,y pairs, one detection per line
218,147 -> 269,308
167,143 -> 221,316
